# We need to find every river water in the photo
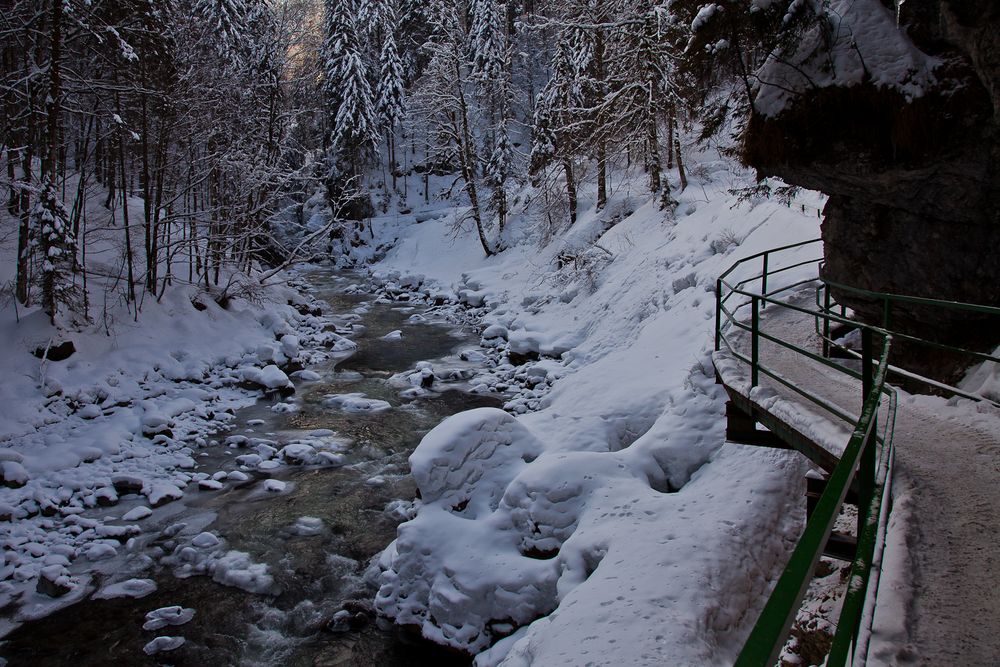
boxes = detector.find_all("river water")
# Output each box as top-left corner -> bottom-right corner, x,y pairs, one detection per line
1,270 -> 498,666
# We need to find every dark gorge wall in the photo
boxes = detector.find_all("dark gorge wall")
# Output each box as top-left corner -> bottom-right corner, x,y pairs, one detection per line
744,0 -> 1000,379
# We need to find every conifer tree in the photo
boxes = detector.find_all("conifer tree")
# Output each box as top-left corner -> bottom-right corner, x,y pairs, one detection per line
376,27 -> 406,188
323,0 -> 379,174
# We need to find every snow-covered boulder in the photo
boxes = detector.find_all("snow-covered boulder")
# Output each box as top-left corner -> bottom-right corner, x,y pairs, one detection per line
409,408 -> 542,516
376,409 -> 561,652
323,393 -> 391,413
242,365 -> 293,392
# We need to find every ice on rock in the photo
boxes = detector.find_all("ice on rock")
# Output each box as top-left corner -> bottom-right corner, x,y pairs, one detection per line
117,503 -> 151,522
317,451 -> 345,466
227,471 -> 250,482
242,364 -> 292,391
280,443 -> 318,465
323,393 -> 392,413
198,479 -> 224,490
143,482 -> 184,507
192,532 -> 220,549
94,578 -> 157,599
236,454 -> 263,468
280,335 -> 300,359
0,460 -> 30,487
143,605 -> 196,630
293,370 -> 322,381
309,429 -> 335,437
255,443 -> 277,459
143,636 -> 185,655
263,479 -> 287,493
481,324 -> 508,340
291,516 -> 324,536
381,329 -> 403,341
78,404 -> 102,419
85,543 -> 118,561
210,551 -> 274,594
255,344 -> 283,365
271,402 -> 298,413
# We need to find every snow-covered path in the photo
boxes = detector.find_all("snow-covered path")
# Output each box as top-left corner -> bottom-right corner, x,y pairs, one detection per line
718,292 -> 1000,664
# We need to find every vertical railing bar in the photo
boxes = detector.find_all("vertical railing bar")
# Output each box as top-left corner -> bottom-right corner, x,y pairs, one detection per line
715,278 -> 723,352
823,286 -> 832,358
859,329 -> 876,540
752,295 -> 760,387
761,253 -> 769,310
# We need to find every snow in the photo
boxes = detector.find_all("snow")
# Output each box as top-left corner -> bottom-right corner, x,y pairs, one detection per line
143,635 -> 186,655
754,0 -> 939,117
143,605 -> 196,631
0,205 -> 339,626
263,479 -> 287,493
192,532 -> 221,549
121,506 -> 153,521
366,145 -> 829,663
323,393 -> 392,413
93,578 -> 157,600
242,364 -> 292,391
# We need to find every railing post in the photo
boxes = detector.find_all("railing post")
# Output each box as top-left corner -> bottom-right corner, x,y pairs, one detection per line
823,286 -> 832,358
761,253 -> 769,310
859,328 -> 876,538
715,279 -> 722,352
882,298 -> 892,330
752,296 -> 760,387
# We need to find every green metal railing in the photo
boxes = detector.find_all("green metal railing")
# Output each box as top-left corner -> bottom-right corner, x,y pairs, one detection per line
714,239 -> 897,666
815,279 -> 1000,408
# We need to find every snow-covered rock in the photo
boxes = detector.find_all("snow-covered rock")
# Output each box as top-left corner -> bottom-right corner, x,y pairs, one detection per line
143,605 -> 195,631
121,506 -> 152,521
323,393 -> 392,413
94,578 -> 157,599
143,636 -> 185,655
242,365 -> 292,391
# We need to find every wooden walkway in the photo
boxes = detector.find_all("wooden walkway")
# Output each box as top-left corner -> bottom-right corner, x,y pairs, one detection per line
716,293 -> 1000,665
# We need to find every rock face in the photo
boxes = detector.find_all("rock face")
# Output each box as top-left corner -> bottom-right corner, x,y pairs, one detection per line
744,0 -> 1000,377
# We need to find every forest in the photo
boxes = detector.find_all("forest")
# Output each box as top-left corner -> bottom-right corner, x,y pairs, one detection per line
4,1 -> 995,665
1,0 -> 811,325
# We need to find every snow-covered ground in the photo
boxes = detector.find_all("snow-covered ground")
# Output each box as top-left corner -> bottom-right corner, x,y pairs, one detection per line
3,138 -> 843,664
0,194 -> 360,634
364,148 -> 834,664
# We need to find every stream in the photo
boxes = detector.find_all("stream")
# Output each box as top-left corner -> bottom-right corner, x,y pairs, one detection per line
1,270 -> 499,666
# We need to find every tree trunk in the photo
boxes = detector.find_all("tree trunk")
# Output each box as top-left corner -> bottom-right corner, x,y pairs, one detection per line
647,84 -> 661,193
594,28 -> 607,211
666,104 -> 675,169
562,157 -> 577,225
451,53 -> 493,258
674,115 -> 687,191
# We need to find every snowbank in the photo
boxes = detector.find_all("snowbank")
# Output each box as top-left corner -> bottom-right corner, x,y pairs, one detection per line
370,148 -> 827,663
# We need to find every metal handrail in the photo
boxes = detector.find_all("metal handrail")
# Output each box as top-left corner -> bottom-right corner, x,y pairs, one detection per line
714,239 -> 896,667
814,282 -> 1000,406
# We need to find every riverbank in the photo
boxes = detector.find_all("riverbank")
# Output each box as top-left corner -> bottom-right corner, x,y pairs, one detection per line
366,157 -> 835,664
0,265 -> 506,664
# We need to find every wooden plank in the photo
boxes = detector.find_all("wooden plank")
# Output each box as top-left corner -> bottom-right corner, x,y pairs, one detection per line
724,387 -> 841,474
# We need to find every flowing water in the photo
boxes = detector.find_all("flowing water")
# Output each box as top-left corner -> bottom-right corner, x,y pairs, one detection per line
1,270 -> 498,666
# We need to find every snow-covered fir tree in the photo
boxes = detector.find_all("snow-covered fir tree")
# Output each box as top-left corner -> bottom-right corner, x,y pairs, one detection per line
193,0 -> 250,60
33,179 -> 81,325
323,0 -> 379,174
